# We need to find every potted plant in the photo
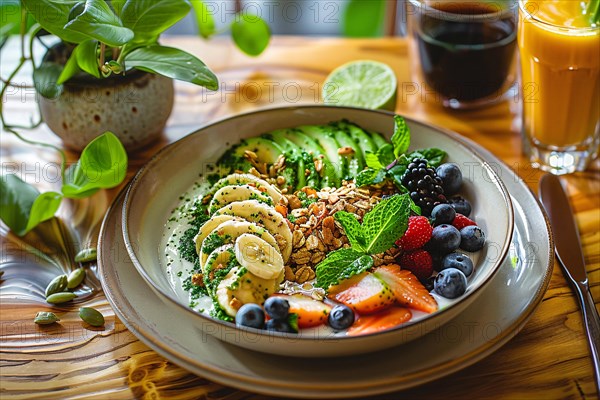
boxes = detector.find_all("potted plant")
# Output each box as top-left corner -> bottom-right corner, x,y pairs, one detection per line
0,0 -> 270,237
1,0 -> 271,151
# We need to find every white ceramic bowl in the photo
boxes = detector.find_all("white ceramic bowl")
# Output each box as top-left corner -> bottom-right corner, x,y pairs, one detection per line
122,106 -> 513,357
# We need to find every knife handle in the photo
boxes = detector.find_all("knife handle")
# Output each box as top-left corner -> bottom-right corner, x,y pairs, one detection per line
574,280 -> 600,390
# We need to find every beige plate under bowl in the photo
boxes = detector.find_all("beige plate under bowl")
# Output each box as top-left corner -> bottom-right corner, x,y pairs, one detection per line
122,106 -> 514,357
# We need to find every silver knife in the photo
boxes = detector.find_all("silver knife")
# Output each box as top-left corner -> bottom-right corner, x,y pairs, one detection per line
539,173 -> 600,391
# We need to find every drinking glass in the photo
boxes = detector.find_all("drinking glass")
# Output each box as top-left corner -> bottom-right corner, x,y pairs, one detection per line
406,0 -> 518,109
518,0 -> 600,174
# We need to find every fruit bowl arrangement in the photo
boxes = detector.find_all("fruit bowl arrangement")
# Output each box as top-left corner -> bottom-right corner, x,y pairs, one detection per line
122,106 -> 513,357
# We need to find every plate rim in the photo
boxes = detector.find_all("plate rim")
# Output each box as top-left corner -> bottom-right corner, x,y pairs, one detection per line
119,105 -> 515,342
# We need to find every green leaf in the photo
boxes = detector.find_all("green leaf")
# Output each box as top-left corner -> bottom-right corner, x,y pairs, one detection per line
407,148 -> 447,168
107,0 -> 125,15
76,39 -> 100,77
124,45 -> 218,90
377,144 -> 395,167
1,0 -> 35,37
362,194 -> 411,254
364,151 -> 383,170
0,174 -> 38,236
120,0 -> 190,44
231,13 -> 270,57
355,168 -> 386,188
343,0 -> 385,37
334,212 -> 365,251
391,115 -> 410,158
25,192 -> 63,232
191,0 -> 216,39
34,62 -> 63,98
22,0 -> 89,43
57,39 -> 99,84
0,175 -> 62,236
62,132 -> 128,198
315,248 -> 373,289
64,0 -> 134,47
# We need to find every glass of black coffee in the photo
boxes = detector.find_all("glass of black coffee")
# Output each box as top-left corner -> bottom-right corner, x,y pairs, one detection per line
406,0 -> 518,109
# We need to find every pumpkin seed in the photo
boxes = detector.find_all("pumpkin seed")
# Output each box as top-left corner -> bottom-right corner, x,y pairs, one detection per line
46,292 -> 77,304
45,275 -> 68,297
79,307 -> 104,327
67,268 -> 86,289
34,311 -> 60,325
75,248 -> 97,263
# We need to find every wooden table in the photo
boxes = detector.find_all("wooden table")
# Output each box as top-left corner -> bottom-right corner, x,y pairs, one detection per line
1,36 -> 598,399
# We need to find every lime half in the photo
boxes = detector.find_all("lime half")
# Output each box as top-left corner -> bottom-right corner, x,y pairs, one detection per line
322,60 -> 398,111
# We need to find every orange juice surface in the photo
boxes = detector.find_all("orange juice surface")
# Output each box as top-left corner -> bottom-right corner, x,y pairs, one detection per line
519,0 -> 599,147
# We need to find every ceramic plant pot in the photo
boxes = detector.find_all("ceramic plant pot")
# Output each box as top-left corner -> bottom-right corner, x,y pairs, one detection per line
39,44 -> 174,152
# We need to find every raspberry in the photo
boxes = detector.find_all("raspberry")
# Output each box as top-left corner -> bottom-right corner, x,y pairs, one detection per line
398,250 -> 434,281
452,214 -> 476,230
396,216 -> 433,251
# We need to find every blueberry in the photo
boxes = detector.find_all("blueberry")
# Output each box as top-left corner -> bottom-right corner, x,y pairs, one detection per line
441,252 -> 474,277
431,204 -> 456,226
448,196 -> 472,217
265,318 -> 296,333
434,268 -> 467,299
328,304 -> 355,330
436,163 -> 463,195
235,303 -> 265,329
427,224 -> 461,255
460,226 -> 486,252
264,297 -> 290,320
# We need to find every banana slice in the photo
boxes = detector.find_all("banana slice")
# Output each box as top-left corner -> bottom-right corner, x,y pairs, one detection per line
208,184 -> 272,215
214,200 -> 293,262
234,233 -> 284,280
203,244 -> 234,279
215,266 -> 281,317
199,220 -> 279,268
194,215 -> 240,255
211,173 -> 283,204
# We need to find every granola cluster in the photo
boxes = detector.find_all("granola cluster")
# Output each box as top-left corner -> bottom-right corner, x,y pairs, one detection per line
283,182 -> 400,283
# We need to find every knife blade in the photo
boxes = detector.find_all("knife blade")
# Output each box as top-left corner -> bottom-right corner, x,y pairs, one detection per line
539,173 -> 600,391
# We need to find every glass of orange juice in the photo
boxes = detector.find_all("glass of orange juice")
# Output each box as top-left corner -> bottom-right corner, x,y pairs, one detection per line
518,0 -> 600,174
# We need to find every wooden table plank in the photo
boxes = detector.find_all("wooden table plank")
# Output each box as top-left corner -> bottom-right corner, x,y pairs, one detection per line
1,36 -> 598,399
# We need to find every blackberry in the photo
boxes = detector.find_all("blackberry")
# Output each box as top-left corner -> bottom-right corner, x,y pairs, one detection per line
402,158 -> 447,216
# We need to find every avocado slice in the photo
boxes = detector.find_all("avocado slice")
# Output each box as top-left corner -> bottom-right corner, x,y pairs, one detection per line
271,128 -> 339,188
331,128 -> 364,180
333,121 -> 376,163
296,125 -> 348,184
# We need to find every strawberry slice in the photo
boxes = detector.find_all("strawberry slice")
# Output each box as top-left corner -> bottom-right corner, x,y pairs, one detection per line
373,264 -> 438,314
273,294 -> 332,328
347,307 -> 412,336
328,272 -> 395,315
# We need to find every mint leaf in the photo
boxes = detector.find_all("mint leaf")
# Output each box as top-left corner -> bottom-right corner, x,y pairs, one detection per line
365,144 -> 395,170
362,194 -> 411,254
408,148 -> 447,167
315,248 -> 372,289
355,168 -> 386,187
377,144 -> 395,167
334,211 -> 365,251
364,151 -> 383,170
391,115 -> 410,158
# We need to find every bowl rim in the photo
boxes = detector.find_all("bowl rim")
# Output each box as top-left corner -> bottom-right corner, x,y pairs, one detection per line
121,105 -> 515,341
